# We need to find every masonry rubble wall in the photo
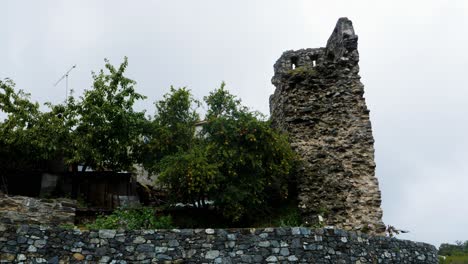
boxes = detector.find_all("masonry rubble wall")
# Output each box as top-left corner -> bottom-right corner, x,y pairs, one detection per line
0,224 -> 437,263
270,17 -> 385,233
0,195 -> 76,227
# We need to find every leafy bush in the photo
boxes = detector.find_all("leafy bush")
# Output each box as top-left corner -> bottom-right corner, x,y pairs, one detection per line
149,83 -> 297,223
86,207 -> 173,230
252,202 -> 302,228
0,58 -> 147,173
58,223 -> 76,230
158,143 -> 220,206
276,205 -> 302,227
139,86 -> 199,173
203,107 -> 296,222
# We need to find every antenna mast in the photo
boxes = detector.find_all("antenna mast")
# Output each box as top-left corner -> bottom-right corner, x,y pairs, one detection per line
54,65 -> 76,103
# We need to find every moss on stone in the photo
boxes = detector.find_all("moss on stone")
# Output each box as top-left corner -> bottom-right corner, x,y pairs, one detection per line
286,66 -> 318,79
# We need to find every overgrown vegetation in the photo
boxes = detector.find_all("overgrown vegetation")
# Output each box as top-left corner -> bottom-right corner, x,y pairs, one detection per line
252,201 -> 302,228
69,57 -> 147,172
86,207 -> 173,230
286,66 -> 318,80
0,57 -> 147,172
0,58 -> 298,227
148,83 -> 297,223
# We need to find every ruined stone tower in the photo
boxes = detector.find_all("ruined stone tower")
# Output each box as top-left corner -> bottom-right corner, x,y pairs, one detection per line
270,18 -> 385,233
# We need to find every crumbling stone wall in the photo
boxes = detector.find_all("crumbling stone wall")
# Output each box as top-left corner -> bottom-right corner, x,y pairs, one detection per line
0,195 -> 76,226
270,18 -> 385,233
0,224 -> 437,263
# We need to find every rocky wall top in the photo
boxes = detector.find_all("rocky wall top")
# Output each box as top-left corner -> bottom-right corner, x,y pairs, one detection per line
325,17 -> 359,63
0,224 -> 437,263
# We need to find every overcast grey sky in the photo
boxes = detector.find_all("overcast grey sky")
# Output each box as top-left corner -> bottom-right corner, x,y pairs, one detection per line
2,0 -> 467,247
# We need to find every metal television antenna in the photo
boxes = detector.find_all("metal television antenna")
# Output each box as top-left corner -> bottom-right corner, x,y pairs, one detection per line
54,65 -> 76,103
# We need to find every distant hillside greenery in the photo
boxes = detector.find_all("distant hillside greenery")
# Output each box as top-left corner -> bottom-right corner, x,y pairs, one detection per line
439,241 -> 468,264
0,57 -> 298,225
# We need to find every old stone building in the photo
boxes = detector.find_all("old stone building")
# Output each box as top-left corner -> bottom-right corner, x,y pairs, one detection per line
270,18 -> 385,233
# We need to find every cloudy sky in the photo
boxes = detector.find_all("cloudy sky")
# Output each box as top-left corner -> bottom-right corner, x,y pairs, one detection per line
2,0 -> 467,247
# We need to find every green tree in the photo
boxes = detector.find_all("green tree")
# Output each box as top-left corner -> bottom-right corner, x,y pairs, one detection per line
153,83 -> 296,222
204,82 -> 243,119
69,57 -> 147,172
0,78 -> 43,170
202,83 -> 296,221
140,87 -> 200,173
158,143 -> 220,207
1,58 -> 148,173
0,78 -> 82,174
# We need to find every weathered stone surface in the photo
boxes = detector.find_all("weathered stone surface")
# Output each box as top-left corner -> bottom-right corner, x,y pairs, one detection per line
99,229 -> 117,239
205,228 -> 215,234
17,254 -> 27,261
205,250 -> 220,259
73,253 -> 85,260
270,17 -> 385,234
0,253 -> 15,262
0,195 -> 76,226
27,245 -> 37,252
136,244 -> 154,252
132,236 -> 146,244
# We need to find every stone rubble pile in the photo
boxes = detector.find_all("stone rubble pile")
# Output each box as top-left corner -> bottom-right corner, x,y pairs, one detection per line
0,195 -> 76,226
